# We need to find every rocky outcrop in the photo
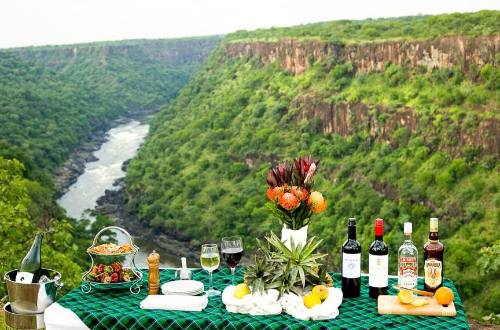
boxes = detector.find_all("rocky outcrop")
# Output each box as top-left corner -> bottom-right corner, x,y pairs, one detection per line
293,95 -> 499,155
225,35 -> 499,74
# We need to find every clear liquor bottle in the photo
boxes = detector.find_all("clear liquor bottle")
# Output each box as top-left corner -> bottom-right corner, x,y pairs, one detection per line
398,222 -> 418,289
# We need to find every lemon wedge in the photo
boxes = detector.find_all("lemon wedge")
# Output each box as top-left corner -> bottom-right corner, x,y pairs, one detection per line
411,298 -> 429,307
397,289 -> 414,304
233,283 -> 251,299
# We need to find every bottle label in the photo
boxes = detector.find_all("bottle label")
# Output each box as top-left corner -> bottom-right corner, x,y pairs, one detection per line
15,272 -> 34,283
369,254 -> 388,287
424,258 -> 442,288
342,253 -> 361,278
398,256 -> 417,289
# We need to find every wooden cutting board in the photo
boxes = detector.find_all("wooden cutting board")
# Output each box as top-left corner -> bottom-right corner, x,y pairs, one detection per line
378,295 -> 456,317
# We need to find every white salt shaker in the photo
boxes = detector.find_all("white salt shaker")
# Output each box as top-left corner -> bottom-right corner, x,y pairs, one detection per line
175,257 -> 192,280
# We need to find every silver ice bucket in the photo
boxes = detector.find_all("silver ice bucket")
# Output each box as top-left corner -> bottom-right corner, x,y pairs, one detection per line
3,303 -> 45,330
4,268 -> 63,314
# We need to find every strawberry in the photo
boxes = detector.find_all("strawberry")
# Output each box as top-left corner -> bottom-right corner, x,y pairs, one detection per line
111,273 -> 120,283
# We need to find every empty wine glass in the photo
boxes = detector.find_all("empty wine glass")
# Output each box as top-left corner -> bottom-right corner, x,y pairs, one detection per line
221,236 -> 243,285
200,244 -> 220,297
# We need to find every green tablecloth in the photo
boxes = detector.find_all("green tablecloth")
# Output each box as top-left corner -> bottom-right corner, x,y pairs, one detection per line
58,268 -> 469,330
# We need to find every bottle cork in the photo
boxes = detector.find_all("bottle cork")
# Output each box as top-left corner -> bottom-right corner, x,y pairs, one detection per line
147,250 -> 160,295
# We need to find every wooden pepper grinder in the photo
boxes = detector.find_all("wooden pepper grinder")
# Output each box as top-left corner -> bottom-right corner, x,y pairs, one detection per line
147,250 -> 160,295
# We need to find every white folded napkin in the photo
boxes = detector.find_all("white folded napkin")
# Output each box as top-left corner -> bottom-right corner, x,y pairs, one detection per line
44,303 -> 90,330
222,286 -> 282,315
280,287 -> 343,321
140,294 -> 208,312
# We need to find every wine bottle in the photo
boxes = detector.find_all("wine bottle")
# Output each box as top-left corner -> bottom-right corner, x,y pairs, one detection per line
369,218 -> 388,299
16,233 -> 43,283
424,217 -> 444,292
342,218 -> 361,298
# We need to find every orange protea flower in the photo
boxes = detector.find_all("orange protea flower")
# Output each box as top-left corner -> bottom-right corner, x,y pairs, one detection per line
308,191 -> 327,213
266,187 -> 276,201
278,192 -> 300,211
267,186 -> 286,202
291,186 -> 308,201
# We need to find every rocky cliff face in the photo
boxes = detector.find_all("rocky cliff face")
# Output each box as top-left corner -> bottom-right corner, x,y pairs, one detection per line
225,35 -> 499,74
293,95 -> 498,155
14,38 -> 221,69
226,36 -> 498,155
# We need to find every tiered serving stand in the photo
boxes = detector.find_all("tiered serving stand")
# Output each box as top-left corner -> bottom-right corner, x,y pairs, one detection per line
81,226 -> 143,295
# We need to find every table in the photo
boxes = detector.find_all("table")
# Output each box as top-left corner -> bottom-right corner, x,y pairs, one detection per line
55,268 -> 469,330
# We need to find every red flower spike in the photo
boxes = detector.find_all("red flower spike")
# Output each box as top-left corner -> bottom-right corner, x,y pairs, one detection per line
292,156 -> 319,187
267,162 -> 292,187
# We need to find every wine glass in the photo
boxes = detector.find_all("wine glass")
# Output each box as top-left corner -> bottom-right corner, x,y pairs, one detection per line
200,244 -> 221,297
221,236 -> 243,285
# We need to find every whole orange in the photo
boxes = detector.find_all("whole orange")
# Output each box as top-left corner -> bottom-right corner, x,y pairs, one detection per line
435,287 -> 454,306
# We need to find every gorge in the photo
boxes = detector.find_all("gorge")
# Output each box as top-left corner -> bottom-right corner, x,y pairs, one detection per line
0,10 -> 498,324
124,11 -> 499,320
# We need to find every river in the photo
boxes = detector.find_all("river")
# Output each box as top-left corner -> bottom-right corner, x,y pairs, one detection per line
56,119 -> 172,268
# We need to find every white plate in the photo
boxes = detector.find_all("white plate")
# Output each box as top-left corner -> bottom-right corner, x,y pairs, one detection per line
161,280 -> 204,295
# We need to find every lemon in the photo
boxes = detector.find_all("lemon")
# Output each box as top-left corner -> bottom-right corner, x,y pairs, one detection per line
411,298 -> 429,307
303,293 -> 322,309
233,283 -> 251,299
312,285 -> 329,301
397,289 -> 414,304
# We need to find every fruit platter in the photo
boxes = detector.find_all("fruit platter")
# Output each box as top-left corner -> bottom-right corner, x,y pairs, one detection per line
81,226 -> 143,294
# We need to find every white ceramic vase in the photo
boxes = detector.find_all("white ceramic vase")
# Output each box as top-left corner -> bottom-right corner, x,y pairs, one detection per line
280,225 -> 308,249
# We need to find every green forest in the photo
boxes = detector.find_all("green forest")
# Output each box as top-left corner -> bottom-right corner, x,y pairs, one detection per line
227,10 -> 499,43
124,11 -> 499,321
0,37 -> 220,296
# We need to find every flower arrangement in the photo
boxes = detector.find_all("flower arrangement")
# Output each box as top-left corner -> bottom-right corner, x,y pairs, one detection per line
266,156 -> 327,230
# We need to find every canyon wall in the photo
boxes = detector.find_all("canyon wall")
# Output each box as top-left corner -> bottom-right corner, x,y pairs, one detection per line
225,35 -> 499,74
226,36 -> 499,155
293,96 -> 499,155
13,38 -> 221,69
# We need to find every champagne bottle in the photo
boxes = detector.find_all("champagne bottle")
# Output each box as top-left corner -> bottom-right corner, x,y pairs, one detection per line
16,233 -> 43,283
342,218 -> 361,298
369,218 -> 388,299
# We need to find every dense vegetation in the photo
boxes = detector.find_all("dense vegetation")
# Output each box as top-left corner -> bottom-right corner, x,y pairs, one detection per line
0,37 -> 219,176
125,12 -> 499,321
228,10 -> 499,43
0,37 -> 220,298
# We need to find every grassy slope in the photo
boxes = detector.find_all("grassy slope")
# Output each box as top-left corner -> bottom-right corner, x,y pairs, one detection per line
125,12 -> 499,321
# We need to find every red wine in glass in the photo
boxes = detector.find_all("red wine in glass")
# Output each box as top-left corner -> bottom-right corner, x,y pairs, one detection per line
222,247 -> 243,268
221,236 -> 243,284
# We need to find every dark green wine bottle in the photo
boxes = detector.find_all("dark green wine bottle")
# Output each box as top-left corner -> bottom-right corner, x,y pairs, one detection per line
15,234 -> 43,283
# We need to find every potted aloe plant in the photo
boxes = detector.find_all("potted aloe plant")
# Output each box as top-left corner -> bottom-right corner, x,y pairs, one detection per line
266,156 -> 327,248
